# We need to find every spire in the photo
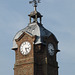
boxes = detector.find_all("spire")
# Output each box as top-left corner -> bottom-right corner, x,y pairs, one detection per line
29,0 -> 43,24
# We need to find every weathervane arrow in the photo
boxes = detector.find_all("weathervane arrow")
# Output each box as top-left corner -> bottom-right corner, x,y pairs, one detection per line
29,0 -> 41,7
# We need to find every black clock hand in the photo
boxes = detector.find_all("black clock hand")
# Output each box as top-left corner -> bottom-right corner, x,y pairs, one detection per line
25,48 -> 28,52
25,48 -> 29,52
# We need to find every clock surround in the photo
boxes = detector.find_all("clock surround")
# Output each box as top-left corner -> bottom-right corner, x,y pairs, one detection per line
20,41 -> 31,55
48,43 -> 55,56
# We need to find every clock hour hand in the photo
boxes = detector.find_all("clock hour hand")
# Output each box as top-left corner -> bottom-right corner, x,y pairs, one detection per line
25,48 -> 29,52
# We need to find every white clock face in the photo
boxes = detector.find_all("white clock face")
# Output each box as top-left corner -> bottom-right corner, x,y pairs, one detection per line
20,41 -> 31,55
48,43 -> 55,56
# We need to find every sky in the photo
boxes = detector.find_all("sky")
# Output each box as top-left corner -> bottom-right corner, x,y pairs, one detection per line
0,0 -> 75,75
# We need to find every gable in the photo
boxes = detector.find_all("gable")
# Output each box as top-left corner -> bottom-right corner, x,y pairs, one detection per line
12,32 -> 35,50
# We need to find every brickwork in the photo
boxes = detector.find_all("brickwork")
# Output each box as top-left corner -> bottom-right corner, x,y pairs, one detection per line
13,32 -> 59,75
46,34 -> 59,75
14,32 -> 35,75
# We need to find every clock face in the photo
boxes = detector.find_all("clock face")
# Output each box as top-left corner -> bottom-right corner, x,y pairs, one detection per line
20,41 -> 31,55
48,43 -> 55,56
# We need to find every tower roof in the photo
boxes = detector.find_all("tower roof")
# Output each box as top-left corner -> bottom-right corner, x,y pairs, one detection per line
12,23 -> 53,49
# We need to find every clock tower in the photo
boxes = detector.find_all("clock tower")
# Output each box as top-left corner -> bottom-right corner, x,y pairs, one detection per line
12,0 -> 60,75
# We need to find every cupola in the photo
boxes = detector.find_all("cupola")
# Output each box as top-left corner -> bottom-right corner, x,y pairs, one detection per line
29,0 -> 43,24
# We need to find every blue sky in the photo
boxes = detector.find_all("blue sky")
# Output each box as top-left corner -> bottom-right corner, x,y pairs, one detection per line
0,0 -> 75,75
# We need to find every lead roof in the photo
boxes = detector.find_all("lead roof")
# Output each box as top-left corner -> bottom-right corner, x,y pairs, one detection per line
12,23 -> 54,49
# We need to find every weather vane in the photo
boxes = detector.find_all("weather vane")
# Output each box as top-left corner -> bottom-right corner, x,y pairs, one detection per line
29,0 -> 41,11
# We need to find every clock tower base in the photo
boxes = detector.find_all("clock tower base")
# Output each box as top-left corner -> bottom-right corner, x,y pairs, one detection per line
14,62 -> 34,75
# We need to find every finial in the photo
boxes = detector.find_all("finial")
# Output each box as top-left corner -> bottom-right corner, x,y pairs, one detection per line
29,0 -> 41,11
